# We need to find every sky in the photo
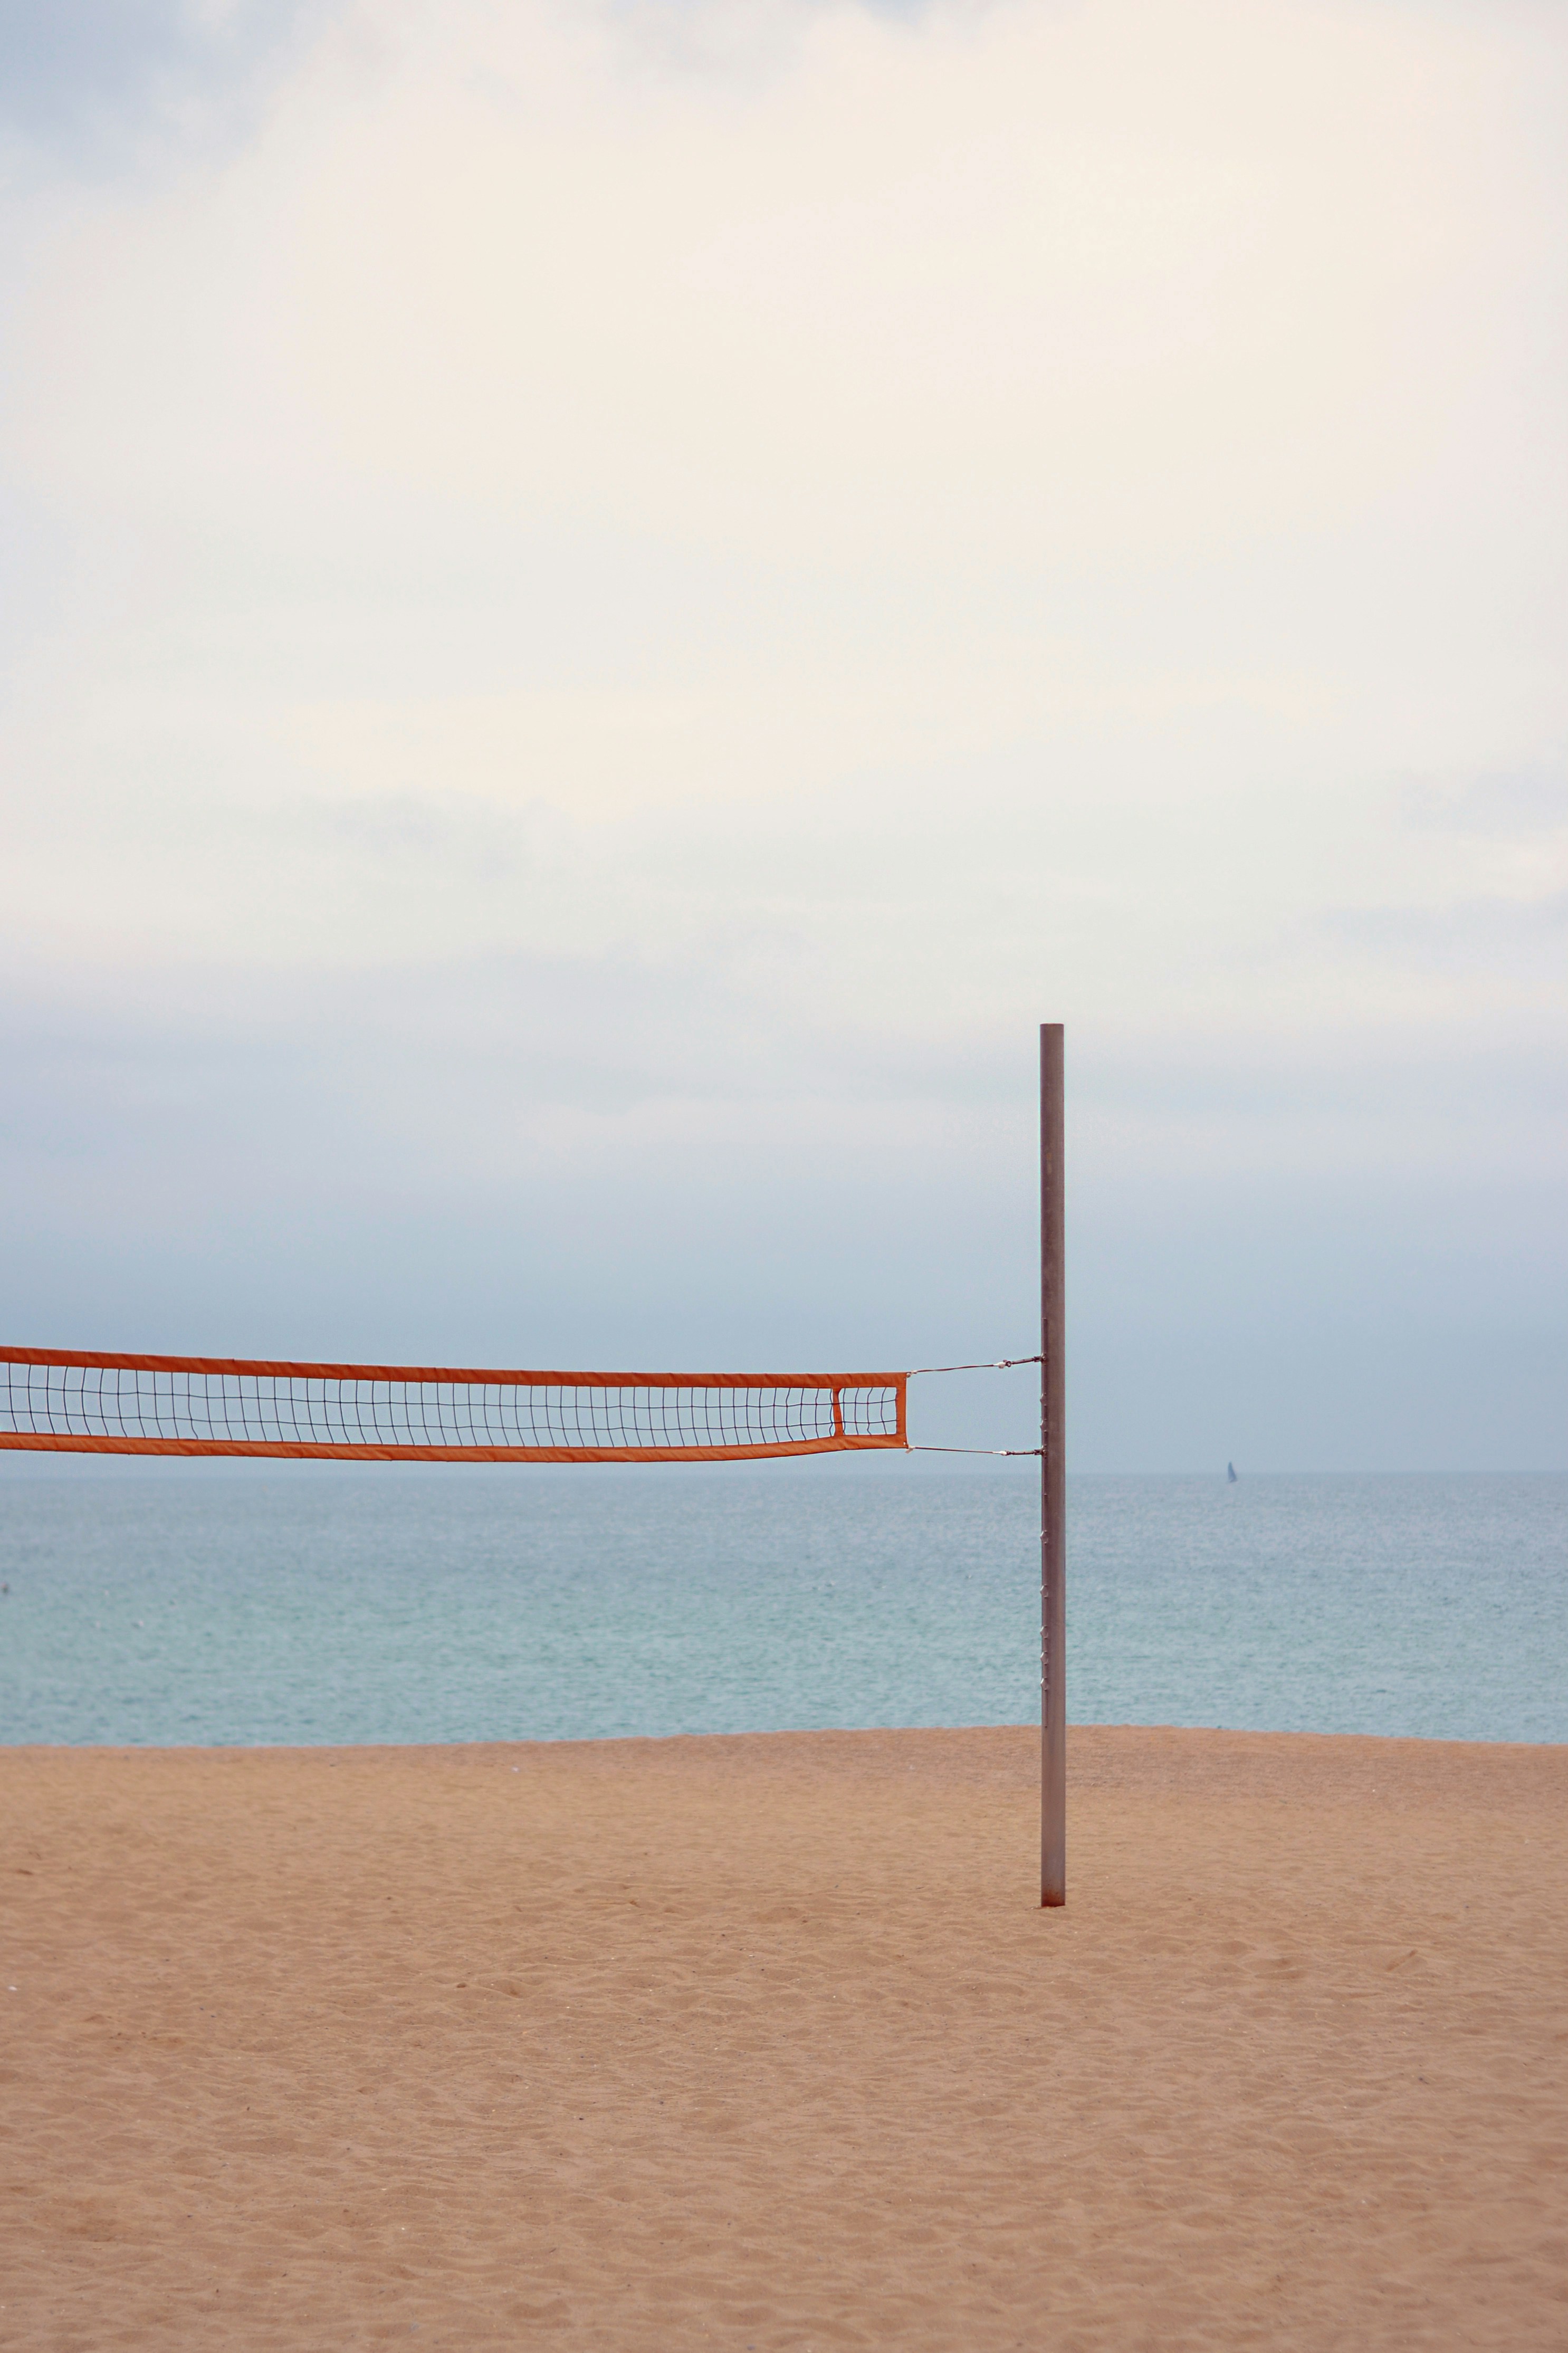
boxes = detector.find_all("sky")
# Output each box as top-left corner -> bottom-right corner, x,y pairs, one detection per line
0,0 -> 1564,1470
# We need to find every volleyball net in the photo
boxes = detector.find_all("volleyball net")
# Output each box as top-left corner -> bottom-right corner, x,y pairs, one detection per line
0,1347 -> 907,1465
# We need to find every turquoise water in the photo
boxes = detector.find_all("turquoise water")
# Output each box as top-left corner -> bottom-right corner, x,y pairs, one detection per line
0,1469 -> 1563,1747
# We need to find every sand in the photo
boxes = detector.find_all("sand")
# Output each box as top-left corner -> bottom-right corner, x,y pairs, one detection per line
2,1726 -> 1565,2350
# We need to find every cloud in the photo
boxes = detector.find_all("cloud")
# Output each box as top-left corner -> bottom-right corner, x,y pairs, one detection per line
1400,770 -> 1568,839
1322,892 -> 1566,980
0,0 -> 320,174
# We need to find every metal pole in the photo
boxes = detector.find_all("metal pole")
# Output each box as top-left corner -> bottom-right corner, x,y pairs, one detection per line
1040,1022 -> 1066,1906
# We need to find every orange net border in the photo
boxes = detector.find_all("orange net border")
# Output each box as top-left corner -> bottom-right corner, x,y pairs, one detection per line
0,1348 -> 908,1465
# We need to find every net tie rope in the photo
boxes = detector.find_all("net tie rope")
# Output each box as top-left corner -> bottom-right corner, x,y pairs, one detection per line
905,1356 -> 1041,1452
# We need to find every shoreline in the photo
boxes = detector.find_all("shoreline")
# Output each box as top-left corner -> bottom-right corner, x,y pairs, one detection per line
6,1715 -> 1567,1753
5,1723 -> 1565,2347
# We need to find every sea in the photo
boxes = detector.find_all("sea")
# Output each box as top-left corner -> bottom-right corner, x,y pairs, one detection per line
1,1468 -> 1563,1748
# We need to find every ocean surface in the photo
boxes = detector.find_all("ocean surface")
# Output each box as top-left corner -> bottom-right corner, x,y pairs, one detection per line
1,1469 -> 1563,1748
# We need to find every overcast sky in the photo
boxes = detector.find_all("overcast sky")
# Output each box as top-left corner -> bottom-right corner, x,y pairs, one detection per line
1,0 -> 1563,1469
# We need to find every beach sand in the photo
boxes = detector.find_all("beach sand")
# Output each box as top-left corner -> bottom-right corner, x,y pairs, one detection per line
2,1725 -> 1564,2349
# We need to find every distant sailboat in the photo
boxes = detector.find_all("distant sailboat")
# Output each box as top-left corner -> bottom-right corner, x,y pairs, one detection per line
1227,1461 -> 1238,1483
